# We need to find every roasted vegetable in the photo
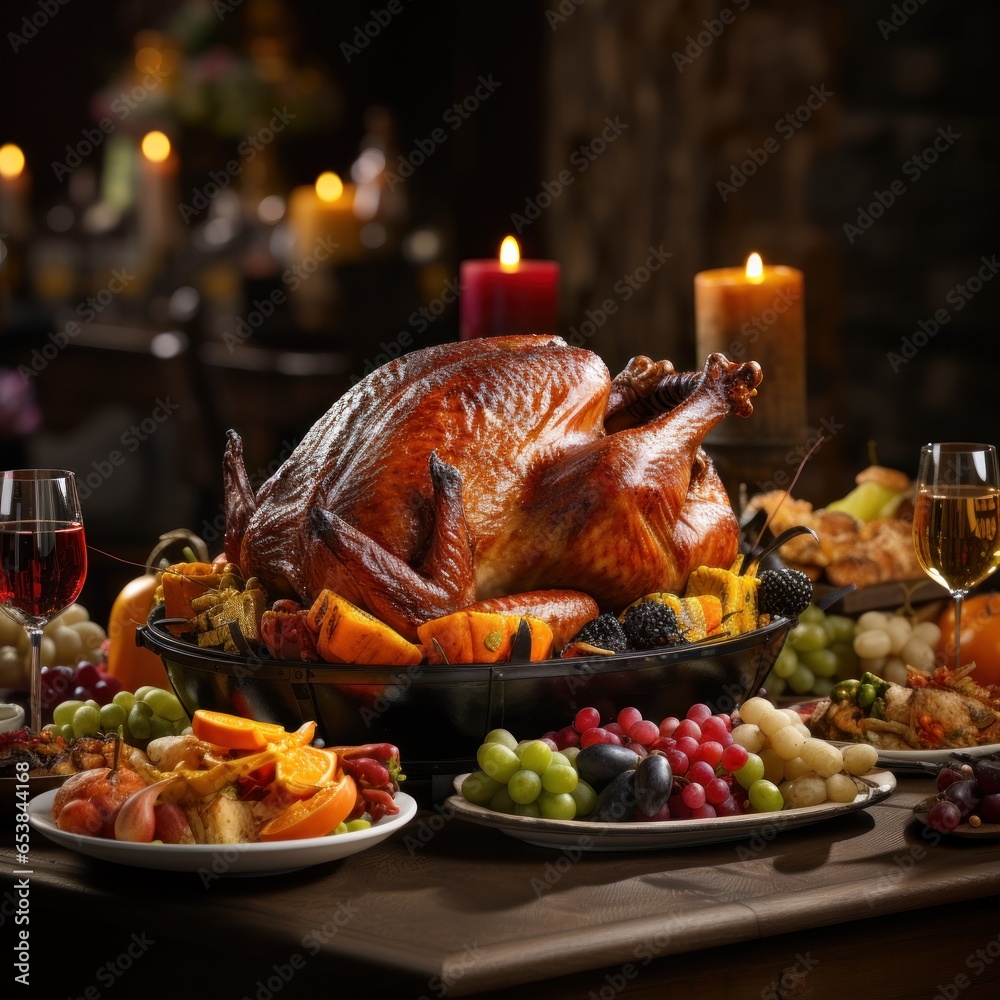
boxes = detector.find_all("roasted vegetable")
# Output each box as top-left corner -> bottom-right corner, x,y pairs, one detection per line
418,610 -> 553,665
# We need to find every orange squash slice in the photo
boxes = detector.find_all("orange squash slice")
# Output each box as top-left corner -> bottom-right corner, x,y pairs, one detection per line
305,590 -> 423,666
417,611 -> 553,665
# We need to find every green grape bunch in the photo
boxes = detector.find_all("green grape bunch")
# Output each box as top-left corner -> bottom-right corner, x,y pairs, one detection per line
47,686 -> 190,750
764,604 -> 860,699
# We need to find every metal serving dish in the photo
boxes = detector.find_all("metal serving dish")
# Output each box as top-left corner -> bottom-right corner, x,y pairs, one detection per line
138,606 -> 792,781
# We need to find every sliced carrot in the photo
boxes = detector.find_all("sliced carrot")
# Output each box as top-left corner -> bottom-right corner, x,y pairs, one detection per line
258,773 -> 358,841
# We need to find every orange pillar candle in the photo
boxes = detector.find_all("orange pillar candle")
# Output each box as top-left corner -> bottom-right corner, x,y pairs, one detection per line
0,143 -> 31,240
286,171 -> 365,264
138,131 -> 180,256
694,253 -> 806,445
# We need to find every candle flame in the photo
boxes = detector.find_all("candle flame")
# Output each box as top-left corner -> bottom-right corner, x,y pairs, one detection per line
745,252 -> 764,282
141,131 -> 171,164
0,144 -> 26,179
499,236 -> 520,267
315,171 -> 344,203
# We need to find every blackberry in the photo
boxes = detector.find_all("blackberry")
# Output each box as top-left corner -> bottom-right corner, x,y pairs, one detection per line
564,613 -> 631,655
757,568 -> 814,618
620,601 -> 688,650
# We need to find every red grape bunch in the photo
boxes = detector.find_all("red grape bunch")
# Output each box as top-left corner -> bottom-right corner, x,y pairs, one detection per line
925,755 -> 1000,833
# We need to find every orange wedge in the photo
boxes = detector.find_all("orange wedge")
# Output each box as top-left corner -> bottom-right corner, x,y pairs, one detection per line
274,745 -> 338,796
258,773 -> 357,841
192,710 -> 270,750
190,711 -> 317,751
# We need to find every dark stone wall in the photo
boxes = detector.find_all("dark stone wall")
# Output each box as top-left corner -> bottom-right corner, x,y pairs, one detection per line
542,0 -> 999,500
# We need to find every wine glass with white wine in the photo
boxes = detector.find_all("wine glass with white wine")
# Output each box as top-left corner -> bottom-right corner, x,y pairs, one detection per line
912,443 -> 1000,670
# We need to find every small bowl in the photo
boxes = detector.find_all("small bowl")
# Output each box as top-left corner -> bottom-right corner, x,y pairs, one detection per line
138,607 -> 792,780
0,702 -> 25,733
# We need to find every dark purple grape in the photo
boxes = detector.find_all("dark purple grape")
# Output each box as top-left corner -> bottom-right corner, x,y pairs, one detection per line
943,779 -> 981,818
575,743 -> 640,793
927,800 -> 962,833
634,752 -> 673,816
936,767 -> 964,793
972,759 -> 1000,795
589,770 -> 637,822
979,793 -> 1000,824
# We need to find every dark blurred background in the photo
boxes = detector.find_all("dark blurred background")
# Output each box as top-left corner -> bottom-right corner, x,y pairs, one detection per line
0,0 -> 997,624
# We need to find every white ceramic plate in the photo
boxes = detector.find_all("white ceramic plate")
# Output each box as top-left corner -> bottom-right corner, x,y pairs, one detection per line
785,700 -> 1000,773
28,789 -> 417,875
857,743 -> 1000,772
446,771 -> 895,851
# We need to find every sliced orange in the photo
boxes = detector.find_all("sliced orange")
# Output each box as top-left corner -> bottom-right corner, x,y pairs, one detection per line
258,773 -> 358,841
190,711 -> 317,751
274,745 -> 338,796
192,710 -> 270,750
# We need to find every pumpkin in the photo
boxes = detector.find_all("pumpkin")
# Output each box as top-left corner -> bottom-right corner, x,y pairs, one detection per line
936,593 -> 1000,686
105,573 -> 171,691
305,590 -> 423,666
106,530 -> 210,691
417,611 -> 554,665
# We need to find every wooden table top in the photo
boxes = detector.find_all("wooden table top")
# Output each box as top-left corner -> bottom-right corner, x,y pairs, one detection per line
4,771 -> 999,999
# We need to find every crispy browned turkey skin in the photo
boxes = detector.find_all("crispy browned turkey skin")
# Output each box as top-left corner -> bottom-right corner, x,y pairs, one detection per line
223,335 -> 761,640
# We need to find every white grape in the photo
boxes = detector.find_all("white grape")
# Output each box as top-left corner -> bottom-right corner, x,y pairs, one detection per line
770,725 -> 806,761
882,658 -> 908,686
826,773 -> 861,803
854,629 -> 892,660
52,603 -> 89,627
900,636 -> 936,673
856,611 -> 890,633
759,708 -> 793,737
49,626 -> 83,665
782,773 -> 828,807
842,743 -> 879,775
731,723 -> 766,753
800,738 -> 844,777
884,616 -> 913,655
783,755 -> 813,780
40,636 -> 56,668
911,621 -> 942,648
759,748 -> 785,785
738,697 -> 773,726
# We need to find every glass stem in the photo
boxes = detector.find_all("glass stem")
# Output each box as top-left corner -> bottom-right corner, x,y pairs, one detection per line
953,595 -> 963,671
28,626 -> 43,735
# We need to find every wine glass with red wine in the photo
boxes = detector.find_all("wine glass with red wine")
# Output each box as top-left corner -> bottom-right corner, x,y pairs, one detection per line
912,443 -> 1000,670
0,469 -> 87,734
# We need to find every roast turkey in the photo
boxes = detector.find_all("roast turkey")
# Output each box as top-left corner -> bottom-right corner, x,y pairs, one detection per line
223,335 -> 761,640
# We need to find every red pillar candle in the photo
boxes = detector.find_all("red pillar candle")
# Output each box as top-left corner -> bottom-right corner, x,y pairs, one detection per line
460,236 -> 560,339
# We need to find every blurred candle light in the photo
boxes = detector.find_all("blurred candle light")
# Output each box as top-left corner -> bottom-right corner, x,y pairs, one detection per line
138,130 -> 179,257
141,130 -> 171,163
315,170 -> 344,203
0,143 -> 31,241
287,171 -> 363,265
459,236 -> 560,340
694,252 -> 806,448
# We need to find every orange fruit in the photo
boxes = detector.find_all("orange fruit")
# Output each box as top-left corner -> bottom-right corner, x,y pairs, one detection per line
192,710 -> 270,750
190,711 -> 317,751
258,773 -> 357,841
274,745 -> 338,796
